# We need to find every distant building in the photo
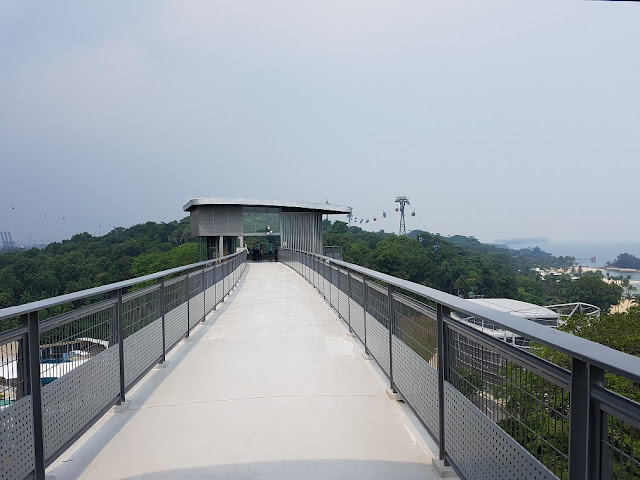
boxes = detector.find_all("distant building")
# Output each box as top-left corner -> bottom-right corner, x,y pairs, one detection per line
183,197 -> 351,260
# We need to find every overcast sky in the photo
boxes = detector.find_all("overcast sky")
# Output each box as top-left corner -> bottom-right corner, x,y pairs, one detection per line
1,1 -> 638,245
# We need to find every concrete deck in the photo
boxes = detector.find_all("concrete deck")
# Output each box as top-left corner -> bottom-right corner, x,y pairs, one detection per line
49,262 -> 440,480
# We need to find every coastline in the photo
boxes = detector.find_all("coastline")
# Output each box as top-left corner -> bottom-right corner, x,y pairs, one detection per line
601,266 -> 640,274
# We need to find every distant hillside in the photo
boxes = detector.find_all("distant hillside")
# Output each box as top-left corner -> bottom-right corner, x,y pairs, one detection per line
323,222 -> 591,306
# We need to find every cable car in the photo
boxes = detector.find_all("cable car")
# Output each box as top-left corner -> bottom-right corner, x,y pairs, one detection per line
383,212 -> 386,218
373,217 -> 377,221
395,207 -> 399,212
411,210 -> 416,217
366,219 -> 369,223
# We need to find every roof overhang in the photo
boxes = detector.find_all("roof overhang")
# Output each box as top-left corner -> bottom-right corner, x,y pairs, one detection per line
467,298 -> 559,320
183,197 -> 352,215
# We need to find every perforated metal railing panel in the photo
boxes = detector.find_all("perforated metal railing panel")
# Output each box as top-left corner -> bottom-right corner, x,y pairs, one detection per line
124,318 -> 163,388
365,314 -> 390,375
363,282 -> 390,375
348,297 -> 365,343
0,396 -> 34,480
165,303 -> 188,351
444,382 -> 558,480
42,346 -> 120,461
216,282 -> 223,308
189,292 -> 205,328
392,336 -> 439,438
205,284 -> 216,314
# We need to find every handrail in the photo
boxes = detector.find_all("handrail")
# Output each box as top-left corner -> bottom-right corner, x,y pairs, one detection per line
292,249 -> 640,384
0,250 -> 244,322
282,248 -> 640,480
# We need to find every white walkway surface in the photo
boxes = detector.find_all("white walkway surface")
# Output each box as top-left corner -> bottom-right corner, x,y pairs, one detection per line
49,262 -> 439,480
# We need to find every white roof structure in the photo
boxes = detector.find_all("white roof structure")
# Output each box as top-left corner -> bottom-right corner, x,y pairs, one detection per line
183,197 -> 352,214
467,298 -> 559,321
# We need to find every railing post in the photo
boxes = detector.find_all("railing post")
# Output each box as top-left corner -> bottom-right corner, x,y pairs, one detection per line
329,263 -> 333,308
116,288 -> 126,405
569,359 -> 605,480
26,312 -> 45,480
211,263 -> 218,310
337,265 -> 341,319
347,270 -> 352,333
159,277 -> 166,363
185,272 -> 190,337
222,261 -> 225,301
202,269 -> 206,320
437,302 -> 450,464
363,274 -> 369,355
387,284 -> 395,391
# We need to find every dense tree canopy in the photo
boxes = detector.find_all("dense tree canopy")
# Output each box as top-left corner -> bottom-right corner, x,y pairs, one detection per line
323,220 -> 616,308
0,218 -> 195,331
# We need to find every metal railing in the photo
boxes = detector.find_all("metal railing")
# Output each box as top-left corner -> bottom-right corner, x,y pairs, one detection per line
0,251 -> 246,480
281,249 -> 640,480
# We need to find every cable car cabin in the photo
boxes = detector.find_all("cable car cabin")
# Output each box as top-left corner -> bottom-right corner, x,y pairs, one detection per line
383,212 -> 387,218
411,211 -> 416,216
373,217 -> 376,221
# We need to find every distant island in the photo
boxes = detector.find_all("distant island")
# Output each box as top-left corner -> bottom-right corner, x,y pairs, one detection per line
606,253 -> 640,271
495,237 -> 550,246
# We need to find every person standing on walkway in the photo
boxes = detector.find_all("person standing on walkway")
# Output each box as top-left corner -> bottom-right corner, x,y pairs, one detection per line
268,241 -> 273,261
259,243 -> 264,260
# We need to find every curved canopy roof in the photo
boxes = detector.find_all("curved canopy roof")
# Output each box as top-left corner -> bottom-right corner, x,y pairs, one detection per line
183,197 -> 352,214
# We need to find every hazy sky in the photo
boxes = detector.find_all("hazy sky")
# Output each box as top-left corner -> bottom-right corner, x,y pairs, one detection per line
1,1 -> 638,245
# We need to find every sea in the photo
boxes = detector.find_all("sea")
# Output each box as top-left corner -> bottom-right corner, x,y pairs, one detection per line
505,241 -> 640,282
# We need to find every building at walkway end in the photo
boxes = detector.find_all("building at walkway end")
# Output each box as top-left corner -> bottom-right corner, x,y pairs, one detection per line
183,197 -> 352,259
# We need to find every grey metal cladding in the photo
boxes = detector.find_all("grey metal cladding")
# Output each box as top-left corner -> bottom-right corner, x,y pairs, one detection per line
199,206 -> 215,236
228,205 -> 243,236
190,208 -> 200,237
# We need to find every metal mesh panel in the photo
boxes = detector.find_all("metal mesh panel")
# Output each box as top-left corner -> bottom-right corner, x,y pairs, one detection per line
444,382 -> 557,480
0,395 -> 34,480
0,336 -> 27,409
392,336 -> 439,438
448,328 -> 569,479
602,411 -> 640,479
123,287 -> 159,340
39,305 -> 115,385
366,282 -> 389,328
124,318 -> 162,388
165,303 -> 188,351
394,295 -> 437,369
42,346 -> 120,460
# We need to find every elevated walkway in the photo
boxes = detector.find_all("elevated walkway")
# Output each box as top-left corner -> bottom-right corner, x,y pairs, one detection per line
48,262 -> 440,479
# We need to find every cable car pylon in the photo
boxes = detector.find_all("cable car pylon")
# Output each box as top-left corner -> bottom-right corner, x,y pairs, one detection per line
395,196 -> 410,235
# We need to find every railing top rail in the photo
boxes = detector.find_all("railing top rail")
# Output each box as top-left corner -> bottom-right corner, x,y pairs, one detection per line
289,249 -> 640,383
0,250 -> 244,322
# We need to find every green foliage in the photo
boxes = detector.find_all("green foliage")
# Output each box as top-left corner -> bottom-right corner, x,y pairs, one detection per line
131,243 -> 199,277
0,218 -> 196,320
454,368 -> 484,397
565,273 -> 623,312
607,253 -> 640,270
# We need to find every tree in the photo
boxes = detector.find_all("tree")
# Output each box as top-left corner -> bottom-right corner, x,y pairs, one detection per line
565,273 -> 623,312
